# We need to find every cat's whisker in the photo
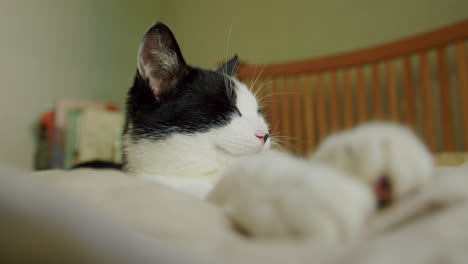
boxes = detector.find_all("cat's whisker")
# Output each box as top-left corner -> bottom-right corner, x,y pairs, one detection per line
257,97 -> 277,107
269,139 -> 295,151
269,137 -> 284,146
254,74 -> 272,94
251,66 -> 266,93
257,97 -> 278,106
271,135 -> 310,144
269,138 -> 287,145
256,91 -> 298,105
268,134 -> 282,139
264,91 -> 297,97
268,120 -> 281,134
269,135 -> 297,139
256,98 -> 289,111
253,77 -> 274,95
249,65 -> 261,90
270,142 -> 287,152
270,141 -> 294,151
269,132 -> 299,142
269,135 -> 293,142
222,19 -> 234,93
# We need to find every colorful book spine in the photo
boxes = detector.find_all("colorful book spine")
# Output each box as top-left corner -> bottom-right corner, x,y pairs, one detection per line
64,108 -> 83,169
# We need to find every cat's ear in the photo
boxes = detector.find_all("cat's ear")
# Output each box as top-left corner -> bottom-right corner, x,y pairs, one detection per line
217,55 -> 239,76
137,22 -> 187,99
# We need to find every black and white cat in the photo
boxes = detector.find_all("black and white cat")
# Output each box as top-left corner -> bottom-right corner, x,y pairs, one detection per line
123,22 -> 434,241
123,23 -> 270,196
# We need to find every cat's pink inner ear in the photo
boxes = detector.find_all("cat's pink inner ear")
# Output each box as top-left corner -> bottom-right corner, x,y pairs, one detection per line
137,41 -> 165,96
136,23 -> 187,99
137,42 -> 151,80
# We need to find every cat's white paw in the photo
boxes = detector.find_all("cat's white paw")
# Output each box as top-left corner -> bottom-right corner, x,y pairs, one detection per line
208,150 -> 375,241
311,122 -> 434,205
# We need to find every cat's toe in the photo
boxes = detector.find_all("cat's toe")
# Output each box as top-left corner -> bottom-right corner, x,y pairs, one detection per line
311,122 -> 434,206
208,150 -> 374,241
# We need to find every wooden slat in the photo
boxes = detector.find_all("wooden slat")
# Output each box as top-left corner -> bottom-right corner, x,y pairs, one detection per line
343,69 -> 354,128
386,61 -> 399,121
372,64 -> 383,119
316,73 -> 327,142
303,75 -> 315,152
270,78 -> 280,142
280,77 -> 291,152
329,71 -> 340,131
292,76 -> 303,155
402,57 -> 417,129
456,41 -> 468,150
356,67 -> 367,122
420,52 -> 436,151
238,20 -> 468,79
437,47 -> 455,151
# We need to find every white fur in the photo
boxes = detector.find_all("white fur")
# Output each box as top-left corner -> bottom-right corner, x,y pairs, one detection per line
125,80 -> 270,197
207,123 -> 433,241
208,150 -> 375,241
311,122 -> 434,199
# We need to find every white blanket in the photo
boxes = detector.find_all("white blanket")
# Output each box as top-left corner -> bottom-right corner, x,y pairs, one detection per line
1,164 -> 468,264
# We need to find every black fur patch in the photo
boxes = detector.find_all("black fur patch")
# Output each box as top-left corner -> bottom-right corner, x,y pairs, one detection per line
123,22 -> 241,168
125,67 -> 238,141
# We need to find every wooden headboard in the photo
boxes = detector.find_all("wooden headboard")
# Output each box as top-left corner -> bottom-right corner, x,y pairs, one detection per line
237,19 -> 468,156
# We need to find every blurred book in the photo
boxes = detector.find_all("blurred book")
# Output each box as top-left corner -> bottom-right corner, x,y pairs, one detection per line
35,98 -> 123,170
64,108 -> 83,169
34,110 -> 55,170
53,98 -> 106,168
76,108 -> 124,165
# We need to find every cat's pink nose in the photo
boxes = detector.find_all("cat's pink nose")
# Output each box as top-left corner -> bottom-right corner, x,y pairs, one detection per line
255,133 -> 270,143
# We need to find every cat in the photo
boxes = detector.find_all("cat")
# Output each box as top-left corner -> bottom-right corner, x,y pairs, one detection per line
123,22 -> 434,241
123,23 -> 270,197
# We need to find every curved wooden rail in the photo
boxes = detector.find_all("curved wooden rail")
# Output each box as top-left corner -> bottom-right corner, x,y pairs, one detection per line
238,20 -> 468,79
238,19 -> 468,155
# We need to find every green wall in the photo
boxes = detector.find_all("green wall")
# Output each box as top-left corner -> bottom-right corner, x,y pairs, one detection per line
160,0 -> 468,69
91,0 -> 162,106
0,0 -> 160,169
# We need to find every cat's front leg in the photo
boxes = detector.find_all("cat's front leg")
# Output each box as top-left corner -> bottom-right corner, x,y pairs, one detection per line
208,150 -> 375,241
311,122 -> 434,208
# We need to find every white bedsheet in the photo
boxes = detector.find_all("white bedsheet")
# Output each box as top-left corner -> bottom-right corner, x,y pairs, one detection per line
1,164 -> 467,264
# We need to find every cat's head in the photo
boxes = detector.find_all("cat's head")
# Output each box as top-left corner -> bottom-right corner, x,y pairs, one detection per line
124,22 -> 270,175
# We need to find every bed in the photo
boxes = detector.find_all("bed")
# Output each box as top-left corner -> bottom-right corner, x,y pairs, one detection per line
3,163 -> 468,264
237,19 -> 468,163
2,20 -> 468,264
